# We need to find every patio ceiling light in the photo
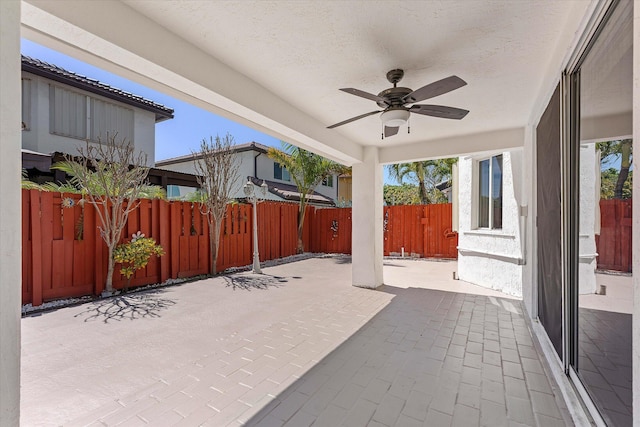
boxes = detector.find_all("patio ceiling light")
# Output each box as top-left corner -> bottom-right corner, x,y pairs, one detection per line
380,108 -> 410,128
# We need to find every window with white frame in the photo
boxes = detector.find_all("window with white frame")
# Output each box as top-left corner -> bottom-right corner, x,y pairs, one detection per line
273,162 -> 290,181
477,154 -> 503,229
322,175 -> 333,187
49,85 -> 134,143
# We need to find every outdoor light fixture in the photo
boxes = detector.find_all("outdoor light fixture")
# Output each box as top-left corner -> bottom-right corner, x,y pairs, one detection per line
380,108 -> 410,127
244,179 -> 268,274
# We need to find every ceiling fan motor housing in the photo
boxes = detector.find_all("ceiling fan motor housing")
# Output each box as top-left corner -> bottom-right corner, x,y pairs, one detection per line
376,87 -> 413,108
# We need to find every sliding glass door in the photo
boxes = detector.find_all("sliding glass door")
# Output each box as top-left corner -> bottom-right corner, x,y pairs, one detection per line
568,1 -> 633,425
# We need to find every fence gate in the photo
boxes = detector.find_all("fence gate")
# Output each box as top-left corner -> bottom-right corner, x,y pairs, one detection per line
421,204 -> 458,258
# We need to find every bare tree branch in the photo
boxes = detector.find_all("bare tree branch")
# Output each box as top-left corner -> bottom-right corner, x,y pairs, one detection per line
193,134 -> 240,274
64,134 -> 149,294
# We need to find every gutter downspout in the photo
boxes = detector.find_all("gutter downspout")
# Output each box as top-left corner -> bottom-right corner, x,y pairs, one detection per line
253,144 -> 262,179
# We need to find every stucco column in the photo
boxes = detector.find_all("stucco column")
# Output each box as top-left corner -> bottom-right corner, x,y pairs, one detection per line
521,124 -> 535,317
632,2 -> 640,422
351,146 -> 383,289
0,0 -> 22,425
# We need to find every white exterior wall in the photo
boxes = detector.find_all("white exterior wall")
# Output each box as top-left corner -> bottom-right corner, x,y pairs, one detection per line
0,1 -> 22,424
159,148 -> 339,203
578,144 -> 597,295
255,153 -> 339,201
457,149 -> 525,297
21,72 -> 156,166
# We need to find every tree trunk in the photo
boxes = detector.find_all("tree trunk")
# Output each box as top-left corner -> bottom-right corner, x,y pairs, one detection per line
614,139 -> 632,199
105,245 -> 115,293
209,218 -> 221,275
418,180 -> 429,204
297,201 -> 307,254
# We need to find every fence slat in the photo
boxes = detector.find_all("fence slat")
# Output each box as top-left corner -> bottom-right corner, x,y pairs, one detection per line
22,191 -> 32,304
159,200 -> 170,282
597,199 -> 632,272
29,190 -> 43,306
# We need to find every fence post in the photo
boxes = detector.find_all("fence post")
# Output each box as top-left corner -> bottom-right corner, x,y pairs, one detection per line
94,202 -> 105,296
170,202 -> 181,278
29,190 -> 43,307
159,199 -> 170,282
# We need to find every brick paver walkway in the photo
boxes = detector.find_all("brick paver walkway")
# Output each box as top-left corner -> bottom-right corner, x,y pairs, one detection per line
22,258 -> 572,426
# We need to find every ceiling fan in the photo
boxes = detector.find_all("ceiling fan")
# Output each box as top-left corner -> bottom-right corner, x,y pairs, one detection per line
327,69 -> 469,138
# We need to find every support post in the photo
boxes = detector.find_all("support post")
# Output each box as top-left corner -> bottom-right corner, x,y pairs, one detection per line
351,146 -> 384,288
0,0 -> 22,424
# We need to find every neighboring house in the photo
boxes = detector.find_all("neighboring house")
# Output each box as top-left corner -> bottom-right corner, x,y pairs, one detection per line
20,55 -> 174,167
436,180 -> 452,202
456,148 -> 598,297
337,174 -> 352,206
156,142 -> 338,206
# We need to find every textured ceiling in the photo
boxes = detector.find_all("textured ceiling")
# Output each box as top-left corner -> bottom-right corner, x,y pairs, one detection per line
22,0 -> 592,163
122,0 -> 588,148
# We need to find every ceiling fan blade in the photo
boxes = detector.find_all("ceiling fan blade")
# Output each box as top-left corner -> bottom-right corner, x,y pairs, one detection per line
384,126 -> 399,137
327,110 -> 381,129
340,88 -> 388,104
403,76 -> 467,104
410,104 -> 469,120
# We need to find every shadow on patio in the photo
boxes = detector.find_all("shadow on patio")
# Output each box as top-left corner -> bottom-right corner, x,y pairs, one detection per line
73,289 -> 177,323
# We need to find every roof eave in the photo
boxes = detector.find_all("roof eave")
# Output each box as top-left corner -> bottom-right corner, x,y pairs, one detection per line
22,61 -> 174,121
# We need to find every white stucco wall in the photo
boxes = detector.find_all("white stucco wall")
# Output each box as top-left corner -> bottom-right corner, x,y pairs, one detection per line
457,149 -> 525,297
1,1 -> 22,424
578,144 -> 598,295
160,148 -> 339,203
255,153 -> 339,200
21,72 -> 156,166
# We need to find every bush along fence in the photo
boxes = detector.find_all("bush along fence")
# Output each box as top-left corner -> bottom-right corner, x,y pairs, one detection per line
22,189 -> 458,306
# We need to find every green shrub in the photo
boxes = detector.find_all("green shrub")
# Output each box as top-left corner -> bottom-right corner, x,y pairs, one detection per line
113,232 -> 164,289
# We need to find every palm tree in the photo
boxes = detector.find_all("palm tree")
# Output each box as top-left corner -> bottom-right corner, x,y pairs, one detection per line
386,159 -> 456,204
597,139 -> 633,199
268,143 -> 348,253
45,160 -> 166,199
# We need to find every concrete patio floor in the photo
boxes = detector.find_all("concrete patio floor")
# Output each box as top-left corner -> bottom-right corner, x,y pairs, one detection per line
21,257 -> 572,426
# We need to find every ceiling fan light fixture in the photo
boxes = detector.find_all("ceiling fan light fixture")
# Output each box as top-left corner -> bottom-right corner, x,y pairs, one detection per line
380,109 -> 410,127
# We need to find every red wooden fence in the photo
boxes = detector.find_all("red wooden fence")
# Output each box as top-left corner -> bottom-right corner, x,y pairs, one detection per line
596,199 -> 632,272
22,190 -> 304,305
308,204 -> 458,258
22,189 -> 458,306
422,204 -> 458,258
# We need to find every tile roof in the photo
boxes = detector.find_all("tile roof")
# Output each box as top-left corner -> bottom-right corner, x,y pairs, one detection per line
21,55 -> 174,122
156,141 -> 271,165
248,176 -> 335,206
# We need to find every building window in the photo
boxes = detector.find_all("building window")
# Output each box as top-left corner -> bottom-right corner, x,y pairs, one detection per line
22,78 -> 31,130
273,162 -> 290,181
477,154 -> 502,229
90,98 -> 134,143
50,85 -> 87,139
49,85 -> 134,143
322,175 -> 333,187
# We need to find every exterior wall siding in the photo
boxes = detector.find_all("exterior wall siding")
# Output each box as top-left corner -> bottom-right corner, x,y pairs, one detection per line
159,148 -> 339,203
457,150 -> 524,296
21,72 -> 156,166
